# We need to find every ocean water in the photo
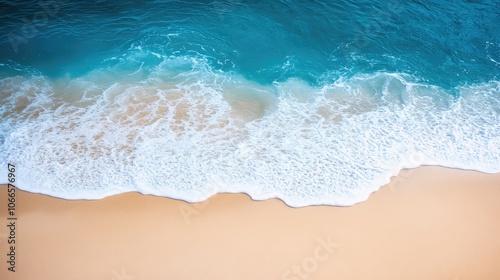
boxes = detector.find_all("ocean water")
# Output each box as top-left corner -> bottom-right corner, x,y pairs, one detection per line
0,0 -> 499,206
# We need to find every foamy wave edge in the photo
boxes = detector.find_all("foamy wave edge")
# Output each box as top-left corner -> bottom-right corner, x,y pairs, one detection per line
1,69 -> 499,207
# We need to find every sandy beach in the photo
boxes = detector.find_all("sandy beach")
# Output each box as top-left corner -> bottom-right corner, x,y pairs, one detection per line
1,166 -> 499,280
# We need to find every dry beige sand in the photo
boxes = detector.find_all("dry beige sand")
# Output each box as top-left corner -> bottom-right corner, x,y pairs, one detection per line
0,166 -> 500,280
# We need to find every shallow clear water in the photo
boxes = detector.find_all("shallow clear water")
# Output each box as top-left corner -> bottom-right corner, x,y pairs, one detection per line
0,0 -> 499,206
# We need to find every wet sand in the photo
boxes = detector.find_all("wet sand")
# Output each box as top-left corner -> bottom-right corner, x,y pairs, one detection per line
1,166 -> 499,280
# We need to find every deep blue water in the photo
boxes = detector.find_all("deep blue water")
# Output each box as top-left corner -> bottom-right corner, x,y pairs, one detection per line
0,0 -> 499,206
1,0 -> 499,86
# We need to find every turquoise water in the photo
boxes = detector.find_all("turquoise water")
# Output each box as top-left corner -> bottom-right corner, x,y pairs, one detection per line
0,0 -> 499,206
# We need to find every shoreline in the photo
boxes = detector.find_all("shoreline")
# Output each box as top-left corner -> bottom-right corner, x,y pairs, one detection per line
1,166 -> 500,279
5,164 -> 500,208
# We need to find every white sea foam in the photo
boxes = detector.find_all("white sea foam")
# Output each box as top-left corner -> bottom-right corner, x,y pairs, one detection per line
1,65 -> 499,206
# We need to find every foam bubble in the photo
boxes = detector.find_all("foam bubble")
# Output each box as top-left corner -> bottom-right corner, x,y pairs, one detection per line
1,69 -> 499,206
